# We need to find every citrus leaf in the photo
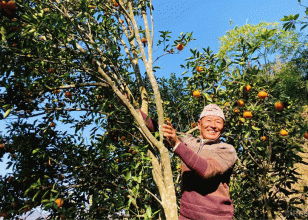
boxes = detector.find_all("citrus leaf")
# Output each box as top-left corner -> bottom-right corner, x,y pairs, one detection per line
252,126 -> 261,131
4,109 -> 11,118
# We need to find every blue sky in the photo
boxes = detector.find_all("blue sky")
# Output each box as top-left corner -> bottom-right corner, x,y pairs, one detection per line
153,0 -> 303,78
0,0 -> 305,218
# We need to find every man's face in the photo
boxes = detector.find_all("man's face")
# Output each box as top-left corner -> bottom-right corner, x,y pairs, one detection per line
198,115 -> 224,140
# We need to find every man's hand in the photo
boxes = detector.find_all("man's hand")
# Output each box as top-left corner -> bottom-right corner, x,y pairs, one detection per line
161,121 -> 180,149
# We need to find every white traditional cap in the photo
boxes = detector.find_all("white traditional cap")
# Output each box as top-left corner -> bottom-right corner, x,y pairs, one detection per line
199,104 -> 225,121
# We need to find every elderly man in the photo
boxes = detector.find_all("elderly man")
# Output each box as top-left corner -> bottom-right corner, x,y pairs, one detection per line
140,104 -> 237,219
162,104 -> 237,220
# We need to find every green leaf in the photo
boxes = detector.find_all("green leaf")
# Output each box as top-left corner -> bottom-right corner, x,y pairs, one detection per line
32,148 -> 40,154
252,126 -> 261,131
4,109 -> 11,118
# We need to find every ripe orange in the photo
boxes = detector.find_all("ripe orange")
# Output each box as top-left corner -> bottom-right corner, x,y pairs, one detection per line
237,100 -> 244,107
193,90 -> 200,98
258,91 -> 268,100
238,118 -> 245,123
113,1 -> 119,7
233,108 -> 240,114
8,176 -> 14,183
55,198 -> 64,208
243,84 -> 252,92
196,66 -> 204,72
0,144 -> 4,149
176,43 -> 184,51
141,37 -> 147,44
304,132 -> 308,139
65,91 -> 72,98
58,174 -> 64,181
11,26 -> 19,31
243,111 -> 252,119
49,68 -> 55,74
0,1 -> 7,9
275,102 -> 284,111
261,136 -> 268,142
7,1 -> 16,9
280,129 -> 288,136
49,122 -> 55,127
116,158 -> 120,162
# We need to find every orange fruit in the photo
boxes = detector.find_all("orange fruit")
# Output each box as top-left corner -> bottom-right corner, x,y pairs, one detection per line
196,66 -> 204,72
55,198 -> 64,208
141,37 -> 147,44
233,108 -> 240,114
243,111 -> 252,119
53,89 -> 60,94
0,144 -> 4,149
8,176 -> 14,183
238,118 -> 245,123
275,102 -> 284,111
261,136 -> 268,141
113,1 -> 119,7
258,91 -> 268,100
58,174 -> 64,181
243,84 -> 252,92
0,1 -> 7,9
7,1 -> 16,10
120,19 -> 124,23
280,129 -> 288,136
49,68 -> 55,74
191,122 -> 197,128
49,122 -> 55,127
176,43 -> 184,51
304,132 -> 308,139
193,90 -> 200,98
237,100 -> 244,107
65,91 -> 72,98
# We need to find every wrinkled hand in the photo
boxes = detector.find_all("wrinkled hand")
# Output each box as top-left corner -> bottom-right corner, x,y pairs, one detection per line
161,121 -> 180,149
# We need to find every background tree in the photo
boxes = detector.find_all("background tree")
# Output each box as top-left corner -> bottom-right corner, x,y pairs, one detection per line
0,0 -> 194,219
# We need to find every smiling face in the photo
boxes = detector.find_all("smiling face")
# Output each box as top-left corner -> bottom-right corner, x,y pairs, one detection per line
198,115 -> 224,140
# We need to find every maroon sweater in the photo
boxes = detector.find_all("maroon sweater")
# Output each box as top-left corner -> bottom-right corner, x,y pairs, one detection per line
175,133 -> 237,220
139,110 -> 238,219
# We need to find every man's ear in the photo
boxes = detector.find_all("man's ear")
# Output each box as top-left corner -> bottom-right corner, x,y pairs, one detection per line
198,119 -> 202,131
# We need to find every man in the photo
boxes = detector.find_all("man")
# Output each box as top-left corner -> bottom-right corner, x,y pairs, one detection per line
162,104 -> 237,220
140,104 -> 237,219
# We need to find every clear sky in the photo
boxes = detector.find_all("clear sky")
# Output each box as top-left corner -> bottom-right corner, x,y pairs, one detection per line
0,0 -> 305,218
152,0 -> 303,78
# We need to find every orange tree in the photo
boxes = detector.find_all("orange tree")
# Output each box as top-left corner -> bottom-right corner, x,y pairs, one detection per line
181,33 -> 308,218
0,0 -> 196,219
1,1 -> 307,219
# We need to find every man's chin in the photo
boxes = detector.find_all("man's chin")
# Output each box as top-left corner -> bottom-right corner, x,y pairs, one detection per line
204,134 -> 220,140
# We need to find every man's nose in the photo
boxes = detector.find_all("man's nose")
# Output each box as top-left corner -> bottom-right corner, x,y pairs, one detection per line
210,121 -> 217,128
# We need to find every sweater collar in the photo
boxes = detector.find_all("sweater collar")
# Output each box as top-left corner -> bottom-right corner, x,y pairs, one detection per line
201,138 -> 220,145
